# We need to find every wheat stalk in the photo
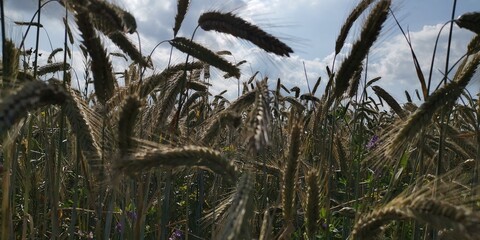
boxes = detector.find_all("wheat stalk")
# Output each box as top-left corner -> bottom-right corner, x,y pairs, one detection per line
245,81 -> 271,154
198,11 -> 293,57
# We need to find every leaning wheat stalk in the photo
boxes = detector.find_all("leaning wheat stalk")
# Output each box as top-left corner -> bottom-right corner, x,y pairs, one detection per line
387,52 -> 480,158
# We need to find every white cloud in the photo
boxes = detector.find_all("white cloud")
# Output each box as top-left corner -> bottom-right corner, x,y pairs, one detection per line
5,0 -> 478,104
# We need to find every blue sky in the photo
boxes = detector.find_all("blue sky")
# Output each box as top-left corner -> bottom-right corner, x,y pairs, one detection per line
4,0 -> 479,102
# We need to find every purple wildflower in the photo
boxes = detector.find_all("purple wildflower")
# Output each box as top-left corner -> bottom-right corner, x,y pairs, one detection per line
126,211 -> 137,220
366,135 -> 379,150
169,229 -> 184,240
115,222 -> 124,233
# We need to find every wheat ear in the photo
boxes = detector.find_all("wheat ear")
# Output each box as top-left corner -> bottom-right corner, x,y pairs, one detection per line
335,0 -> 375,54
215,173 -> 254,240
173,0 -> 190,37
306,169 -> 320,239
334,0 -> 391,98
282,123 -> 302,223
198,11 -> 293,57
372,86 -> 406,118
37,62 -> 71,76
121,145 -> 238,184
245,81 -> 271,153
118,96 -> 141,156
107,31 -> 151,67
0,80 -> 67,133
75,10 -> 115,104
2,40 -> 19,86
387,52 -> 480,158
170,37 -> 240,78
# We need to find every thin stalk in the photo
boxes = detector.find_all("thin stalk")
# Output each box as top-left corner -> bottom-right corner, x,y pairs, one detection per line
33,0 -> 42,78
1,0 -> 6,89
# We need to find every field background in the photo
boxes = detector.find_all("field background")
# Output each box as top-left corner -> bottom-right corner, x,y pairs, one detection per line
1,0 -> 480,239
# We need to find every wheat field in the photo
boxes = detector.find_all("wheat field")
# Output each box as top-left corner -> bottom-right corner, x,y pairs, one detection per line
1,0 -> 480,239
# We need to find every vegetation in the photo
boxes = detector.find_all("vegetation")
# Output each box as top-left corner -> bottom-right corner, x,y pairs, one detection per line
1,0 -> 479,239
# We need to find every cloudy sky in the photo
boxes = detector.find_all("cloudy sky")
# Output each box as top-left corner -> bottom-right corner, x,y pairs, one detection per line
4,0 -> 479,102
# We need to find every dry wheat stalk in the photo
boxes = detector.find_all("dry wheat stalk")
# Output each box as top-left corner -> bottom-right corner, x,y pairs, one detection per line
335,0 -> 376,55
455,12 -> 480,35
284,96 -> 306,112
87,0 -> 136,34
62,86 -> 103,170
198,11 -> 293,57
348,65 -> 363,97
139,62 -> 203,98
334,0 -> 391,98
47,48 -> 64,63
170,37 -> 241,78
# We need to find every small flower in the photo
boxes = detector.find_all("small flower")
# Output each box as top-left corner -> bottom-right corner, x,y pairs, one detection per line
115,222 -> 124,233
169,229 -> 183,240
126,211 -> 137,220
366,135 -> 379,150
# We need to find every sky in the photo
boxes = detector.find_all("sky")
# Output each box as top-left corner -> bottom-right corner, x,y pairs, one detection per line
3,0 -> 479,103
